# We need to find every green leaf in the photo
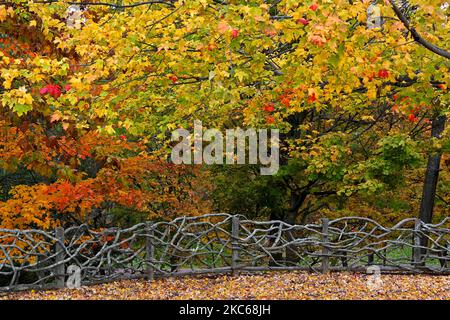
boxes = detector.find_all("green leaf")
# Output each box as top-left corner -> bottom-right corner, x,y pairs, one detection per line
13,103 -> 33,116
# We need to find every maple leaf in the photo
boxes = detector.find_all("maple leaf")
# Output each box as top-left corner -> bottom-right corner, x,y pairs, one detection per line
218,20 -> 230,34
310,3 -> 319,11
263,103 -> 275,112
4,272 -> 450,300
50,112 -> 62,123
296,18 -> 310,26
266,115 -> 275,124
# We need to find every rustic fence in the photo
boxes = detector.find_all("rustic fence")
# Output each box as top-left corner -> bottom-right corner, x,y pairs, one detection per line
0,214 -> 449,292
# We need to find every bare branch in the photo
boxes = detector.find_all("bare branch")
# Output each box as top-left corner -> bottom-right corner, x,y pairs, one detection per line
388,0 -> 450,59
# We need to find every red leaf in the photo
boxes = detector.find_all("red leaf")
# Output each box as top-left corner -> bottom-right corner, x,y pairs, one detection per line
296,18 -> 310,26
169,75 -> 178,84
266,115 -> 275,124
378,69 -> 389,79
408,113 -> 417,122
263,103 -> 275,112
308,92 -> 318,103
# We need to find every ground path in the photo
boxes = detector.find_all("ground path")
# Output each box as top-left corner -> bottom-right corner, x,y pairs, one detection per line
3,271 -> 449,300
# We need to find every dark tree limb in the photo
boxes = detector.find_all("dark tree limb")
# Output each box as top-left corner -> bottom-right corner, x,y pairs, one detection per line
419,114 -> 447,223
388,0 -> 450,59
0,0 -> 177,8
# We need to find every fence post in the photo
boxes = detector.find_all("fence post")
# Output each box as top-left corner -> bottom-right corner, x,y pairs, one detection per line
413,219 -> 422,267
341,251 -> 348,268
54,226 -> 65,288
368,253 -> 374,266
444,244 -> 449,269
321,218 -> 330,274
146,222 -> 155,281
231,215 -> 240,276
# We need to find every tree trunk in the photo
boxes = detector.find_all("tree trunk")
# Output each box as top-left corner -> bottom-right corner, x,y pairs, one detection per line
418,115 -> 446,259
284,191 -> 307,225
419,115 -> 446,224
284,192 -> 308,264
269,191 -> 307,266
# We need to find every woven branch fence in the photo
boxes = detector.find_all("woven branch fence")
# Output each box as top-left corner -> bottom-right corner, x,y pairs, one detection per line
0,214 -> 449,292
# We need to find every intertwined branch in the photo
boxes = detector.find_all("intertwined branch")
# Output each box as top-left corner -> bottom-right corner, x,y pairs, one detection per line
1,214 -> 449,292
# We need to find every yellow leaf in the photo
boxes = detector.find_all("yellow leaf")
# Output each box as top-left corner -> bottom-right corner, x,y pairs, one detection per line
367,88 -> 377,99
0,6 -> 6,22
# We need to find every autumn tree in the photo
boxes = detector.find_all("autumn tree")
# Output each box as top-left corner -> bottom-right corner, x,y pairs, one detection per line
0,0 -> 448,228
0,3 -> 212,230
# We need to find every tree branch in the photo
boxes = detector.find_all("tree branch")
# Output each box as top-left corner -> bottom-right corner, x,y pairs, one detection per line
388,0 -> 450,59
1,0 -> 178,8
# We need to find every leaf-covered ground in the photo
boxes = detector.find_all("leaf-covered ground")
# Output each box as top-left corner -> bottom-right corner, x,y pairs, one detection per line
2,272 -> 449,300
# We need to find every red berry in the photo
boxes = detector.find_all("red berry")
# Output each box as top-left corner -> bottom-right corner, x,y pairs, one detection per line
408,113 -> 416,123
310,3 -> 318,11
120,135 -> 126,141
231,29 -> 239,39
